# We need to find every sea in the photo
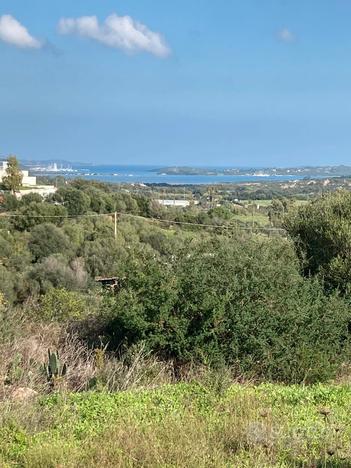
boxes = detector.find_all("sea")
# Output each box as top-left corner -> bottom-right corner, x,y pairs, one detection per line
33,164 -> 311,185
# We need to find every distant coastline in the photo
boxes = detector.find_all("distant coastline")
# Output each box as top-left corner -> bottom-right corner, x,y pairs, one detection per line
153,165 -> 351,177
16,160 -> 351,185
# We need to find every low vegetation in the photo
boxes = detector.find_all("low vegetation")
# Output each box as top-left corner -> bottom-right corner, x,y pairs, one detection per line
2,383 -> 351,466
2,166 -> 351,465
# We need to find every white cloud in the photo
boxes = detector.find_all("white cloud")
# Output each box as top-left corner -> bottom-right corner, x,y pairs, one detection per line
58,13 -> 170,58
278,28 -> 296,43
0,14 -> 41,49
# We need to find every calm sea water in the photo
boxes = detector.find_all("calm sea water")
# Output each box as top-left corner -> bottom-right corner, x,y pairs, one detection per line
46,164 -> 308,185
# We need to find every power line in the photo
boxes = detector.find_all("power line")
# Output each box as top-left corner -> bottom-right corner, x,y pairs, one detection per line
0,210 -> 286,233
0,212 -> 105,219
121,213 -> 286,233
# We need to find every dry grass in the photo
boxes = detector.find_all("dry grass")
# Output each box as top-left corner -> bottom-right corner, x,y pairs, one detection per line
0,308 -> 239,401
0,308 -> 175,400
0,313 -> 94,397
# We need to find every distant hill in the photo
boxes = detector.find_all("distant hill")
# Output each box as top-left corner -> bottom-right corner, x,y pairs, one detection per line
155,165 -> 351,177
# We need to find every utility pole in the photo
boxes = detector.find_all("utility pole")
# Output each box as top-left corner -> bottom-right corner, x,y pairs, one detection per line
209,186 -> 214,209
114,212 -> 117,239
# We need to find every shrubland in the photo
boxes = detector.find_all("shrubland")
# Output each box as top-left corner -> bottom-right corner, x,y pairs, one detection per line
101,237 -> 350,383
1,181 -> 351,465
1,182 -> 351,384
285,190 -> 351,294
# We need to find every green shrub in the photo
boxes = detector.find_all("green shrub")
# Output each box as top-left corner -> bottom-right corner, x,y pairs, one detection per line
11,202 -> 68,231
30,255 -> 88,294
284,190 -> 351,294
102,237 -> 351,383
29,223 -> 72,261
53,187 -> 91,216
40,288 -> 86,322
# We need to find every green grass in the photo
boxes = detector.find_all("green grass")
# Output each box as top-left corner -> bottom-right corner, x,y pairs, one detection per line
242,199 -> 309,207
1,383 -> 351,467
242,199 -> 274,207
232,212 -> 270,227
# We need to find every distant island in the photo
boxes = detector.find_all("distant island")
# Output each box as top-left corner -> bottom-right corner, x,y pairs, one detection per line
154,165 -> 351,177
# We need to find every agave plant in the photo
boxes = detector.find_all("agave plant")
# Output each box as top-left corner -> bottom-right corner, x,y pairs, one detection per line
44,349 -> 67,387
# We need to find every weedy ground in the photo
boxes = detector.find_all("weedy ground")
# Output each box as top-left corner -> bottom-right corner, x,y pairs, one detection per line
1,383 -> 351,467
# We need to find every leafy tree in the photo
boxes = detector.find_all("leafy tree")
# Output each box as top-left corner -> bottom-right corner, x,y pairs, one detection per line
28,223 -> 72,260
284,190 -> 351,294
83,186 -> 110,213
53,187 -> 91,216
135,195 -> 151,216
63,222 -> 86,252
11,202 -> 68,231
30,254 -> 88,294
0,193 -> 19,211
1,156 -> 23,193
21,193 -> 43,205
267,198 -> 294,227
0,231 -> 31,271
83,238 -> 128,277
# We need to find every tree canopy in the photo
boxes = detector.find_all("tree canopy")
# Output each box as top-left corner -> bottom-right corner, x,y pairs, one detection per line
285,190 -> 351,295
1,156 -> 23,193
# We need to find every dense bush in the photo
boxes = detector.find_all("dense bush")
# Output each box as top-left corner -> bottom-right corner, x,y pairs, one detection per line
29,223 -> 72,260
285,190 -> 351,294
30,255 -> 89,294
12,202 -> 68,231
1,180 -> 351,385
53,187 -> 91,216
101,237 -> 351,383
40,288 -> 87,321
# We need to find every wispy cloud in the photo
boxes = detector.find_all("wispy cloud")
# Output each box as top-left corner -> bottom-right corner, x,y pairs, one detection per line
0,14 -> 41,49
277,28 -> 296,43
58,13 -> 170,58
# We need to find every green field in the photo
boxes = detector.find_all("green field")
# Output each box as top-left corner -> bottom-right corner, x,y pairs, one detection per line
242,199 -> 274,207
2,383 -> 351,467
232,212 -> 270,227
241,199 -> 309,207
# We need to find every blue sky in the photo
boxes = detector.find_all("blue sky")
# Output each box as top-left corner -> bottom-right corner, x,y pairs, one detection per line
1,0 -> 351,166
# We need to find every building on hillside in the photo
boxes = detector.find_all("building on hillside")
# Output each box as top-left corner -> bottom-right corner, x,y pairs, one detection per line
0,161 -> 37,186
16,186 -> 57,199
157,199 -> 199,207
0,160 -> 57,198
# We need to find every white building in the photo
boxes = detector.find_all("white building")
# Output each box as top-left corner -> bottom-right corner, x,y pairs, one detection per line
0,161 -> 37,186
16,186 -> 57,199
157,199 -> 199,207
0,160 -> 57,198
